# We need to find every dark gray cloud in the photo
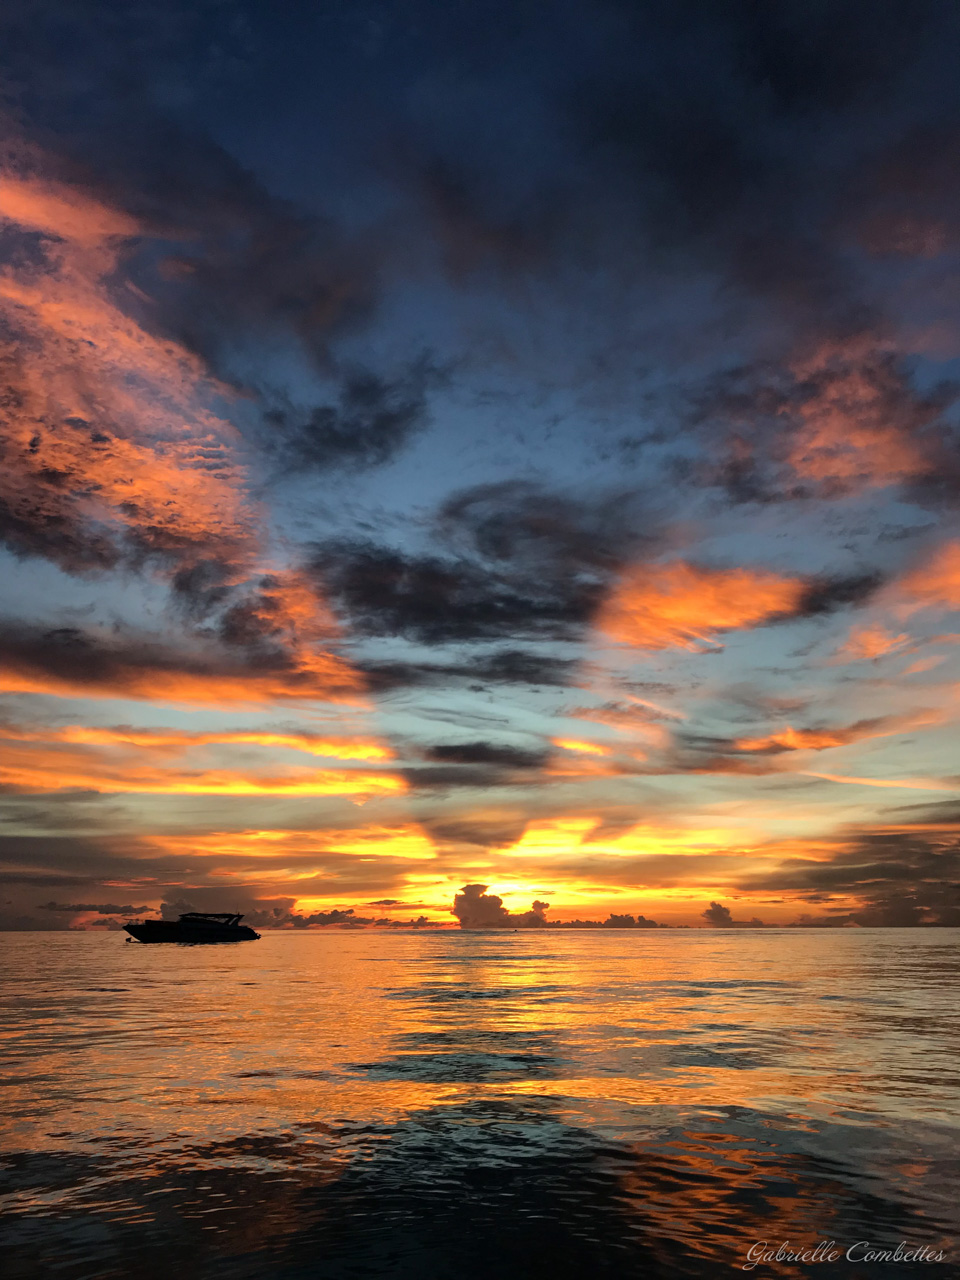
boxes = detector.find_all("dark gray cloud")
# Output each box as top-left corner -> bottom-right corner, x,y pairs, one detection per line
793,573 -> 885,618
424,741 -> 547,768
702,901 -> 733,926
701,900 -> 765,928
839,122 -> 960,256
310,481 -> 654,645
261,358 -> 439,473
169,559 -> 244,620
741,827 -> 960,926
0,613 -> 358,703
437,481 -> 649,570
403,0 -> 960,324
463,650 -> 579,688
562,1 -> 933,308
127,166 -> 375,386
544,912 -> 662,928
418,155 -> 563,279
417,812 -> 531,854
358,650 -> 578,693
312,541 -> 595,644
396,737 -> 550,794
401,764 -> 537,793
452,883 -> 549,929
598,913 -> 658,929
392,0 -> 960,527
0,871 -> 93,886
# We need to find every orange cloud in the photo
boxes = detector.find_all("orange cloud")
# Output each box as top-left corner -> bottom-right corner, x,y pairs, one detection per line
835,623 -> 912,661
804,771 -> 959,792
736,726 -> 855,752
899,541 -> 960,612
0,158 -> 366,707
545,737 -> 649,778
734,710 -> 940,755
498,816 -> 761,863
567,697 -> 679,754
552,738 -> 611,756
0,173 -> 139,245
902,655 -> 947,675
596,560 -> 803,652
785,339 -> 931,489
0,740 -> 404,798
0,723 -> 392,760
149,825 -> 436,865
0,169 -> 253,567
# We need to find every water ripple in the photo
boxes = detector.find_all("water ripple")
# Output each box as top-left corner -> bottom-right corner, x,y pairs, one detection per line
1,929 -> 958,1278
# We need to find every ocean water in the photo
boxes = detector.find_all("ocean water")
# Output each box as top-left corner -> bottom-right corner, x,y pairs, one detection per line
1,929 -> 958,1279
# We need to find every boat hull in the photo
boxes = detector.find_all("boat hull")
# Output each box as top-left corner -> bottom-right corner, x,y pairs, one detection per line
124,921 -> 260,944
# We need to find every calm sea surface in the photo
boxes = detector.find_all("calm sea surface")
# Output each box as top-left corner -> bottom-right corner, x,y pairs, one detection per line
1,930 -> 959,1279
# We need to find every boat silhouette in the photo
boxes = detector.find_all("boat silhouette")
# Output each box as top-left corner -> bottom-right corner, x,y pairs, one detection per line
124,912 -> 260,944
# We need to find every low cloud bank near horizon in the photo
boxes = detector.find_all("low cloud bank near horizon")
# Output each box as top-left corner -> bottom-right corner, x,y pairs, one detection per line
1,885 -> 957,931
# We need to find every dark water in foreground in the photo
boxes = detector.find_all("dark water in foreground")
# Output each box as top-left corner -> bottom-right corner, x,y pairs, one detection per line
1,930 -> 958,1279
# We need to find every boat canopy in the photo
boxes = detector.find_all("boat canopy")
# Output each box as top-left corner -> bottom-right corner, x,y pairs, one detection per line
179,912 -> 245,926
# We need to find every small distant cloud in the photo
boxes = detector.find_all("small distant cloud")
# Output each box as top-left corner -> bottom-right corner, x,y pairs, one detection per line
452,883 -> 549,929
701,901 -> 765,928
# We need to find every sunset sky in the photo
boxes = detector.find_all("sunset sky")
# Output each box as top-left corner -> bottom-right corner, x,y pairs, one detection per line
2,0 -> 960,930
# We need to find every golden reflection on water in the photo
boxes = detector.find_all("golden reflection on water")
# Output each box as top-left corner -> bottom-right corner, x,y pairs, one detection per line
1,929 -> 958,1278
